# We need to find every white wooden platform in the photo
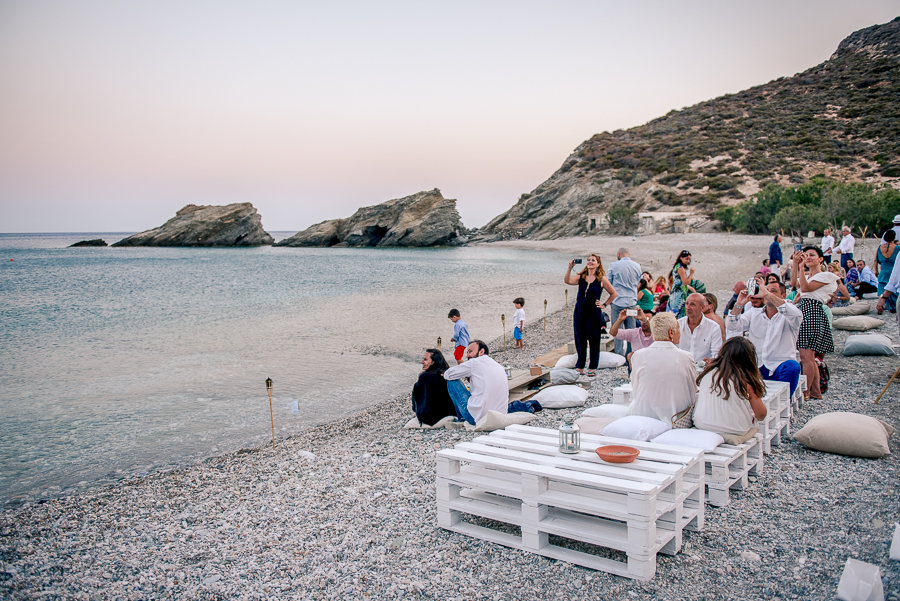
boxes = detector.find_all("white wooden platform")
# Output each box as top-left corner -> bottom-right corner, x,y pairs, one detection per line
759,381 -> 791,453
436,424 -> 704,581
702,434 -> 764,506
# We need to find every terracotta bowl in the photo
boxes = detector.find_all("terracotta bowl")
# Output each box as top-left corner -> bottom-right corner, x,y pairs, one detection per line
596,445 -> 640,463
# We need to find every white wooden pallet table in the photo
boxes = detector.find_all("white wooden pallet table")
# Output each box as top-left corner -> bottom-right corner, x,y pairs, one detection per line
759,381 -> 791,453
612,383 -> 632,405
702,434 -> 764,506
436,425 -> 704,581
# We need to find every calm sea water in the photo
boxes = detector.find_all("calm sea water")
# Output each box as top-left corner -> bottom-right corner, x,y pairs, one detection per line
0,233 -> 570,505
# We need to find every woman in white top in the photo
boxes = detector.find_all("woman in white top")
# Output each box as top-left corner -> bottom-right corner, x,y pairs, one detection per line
693,337 -> 767,436
791,246 -> 840,399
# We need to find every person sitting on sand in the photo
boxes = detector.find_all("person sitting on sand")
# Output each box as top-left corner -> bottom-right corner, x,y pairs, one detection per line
442,340 -> 509,425
677,293 -> 723,363
850,259 -> 878,299
610,307 -> 654,370
411,349 -> 456,426
725,280 -> 803,399
693,337 -> 768,436
629,313 -> 698,423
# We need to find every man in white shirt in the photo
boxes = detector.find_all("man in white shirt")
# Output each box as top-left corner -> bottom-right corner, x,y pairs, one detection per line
630,313 -> 698,423
444,340 -> 509,425
821,228 -> 835,265
677,293 -> 723,363
725,281 -> 803,398
836,226 -> 855,266
881,215 -> 900,244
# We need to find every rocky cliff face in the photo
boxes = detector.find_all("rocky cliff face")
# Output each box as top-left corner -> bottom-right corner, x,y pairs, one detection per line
111,203 -> 274,247
476,16 -> 900,241
275,189 -> 467,247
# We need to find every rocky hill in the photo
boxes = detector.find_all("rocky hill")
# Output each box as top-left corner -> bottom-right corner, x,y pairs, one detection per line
275,189 -> 467,247
112,203 -> 274,247
477,16 -> 900,241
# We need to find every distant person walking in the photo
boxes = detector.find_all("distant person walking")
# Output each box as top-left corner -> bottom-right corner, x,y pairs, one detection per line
768,234 -> 783,268
447,309 -> 470,364
607,247 -> 642,357
876,230 -> 898,314
666,250 -> 695,319
821,228 -> 835,265
565,255 -> 617,376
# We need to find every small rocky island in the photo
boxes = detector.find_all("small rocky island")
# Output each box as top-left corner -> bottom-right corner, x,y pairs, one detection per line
111,203 -> 274,247
69,239 -> 107,247
275,189 -> 467,247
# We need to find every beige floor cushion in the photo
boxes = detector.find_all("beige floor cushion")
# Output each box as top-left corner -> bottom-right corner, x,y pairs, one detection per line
465,410 -> 536,432
575,417 -> 616,435
793,412 -> 894,458
843,334 -> 895,356
404,415 -> 456,429
719,427 -> 759,446
831,302 -> 870,316
832,316 -> 885,331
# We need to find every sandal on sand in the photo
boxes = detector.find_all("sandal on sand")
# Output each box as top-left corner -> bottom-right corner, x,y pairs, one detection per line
587,370 -> 597,377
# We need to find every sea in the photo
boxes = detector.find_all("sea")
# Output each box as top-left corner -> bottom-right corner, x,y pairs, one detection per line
0,232 -> 571,505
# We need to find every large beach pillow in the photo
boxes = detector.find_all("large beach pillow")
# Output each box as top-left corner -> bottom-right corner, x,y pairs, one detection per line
582,403 -> 631,420
533,385 -> 588,409
596,352 -> 627,369
464,410 -> 535,432
404,415 -> 456,430
651,429 -> 725,452
831,302 -> 870,317
550,368 -> 581,385
843,334 -> 895,356
575,417 -> 616,435
833,316 -> 884,331
555,354 -> 578,369
793,412 -> 894,458
601,415 -> 671,441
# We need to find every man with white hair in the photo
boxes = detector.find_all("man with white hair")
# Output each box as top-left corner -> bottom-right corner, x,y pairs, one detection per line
836,226 -> 855,267
677,293 -> 723,363
881,215 -> 900,244
630,313 -> 698,423
607,247 -> 642,357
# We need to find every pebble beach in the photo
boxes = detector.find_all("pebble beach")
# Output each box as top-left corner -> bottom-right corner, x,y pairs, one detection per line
3,233 -> 900,599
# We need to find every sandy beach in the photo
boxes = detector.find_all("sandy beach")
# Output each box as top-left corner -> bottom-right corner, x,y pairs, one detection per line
2,233 -> 899,600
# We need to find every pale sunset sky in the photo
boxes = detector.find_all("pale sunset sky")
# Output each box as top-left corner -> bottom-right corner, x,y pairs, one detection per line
1,1 -> 898,233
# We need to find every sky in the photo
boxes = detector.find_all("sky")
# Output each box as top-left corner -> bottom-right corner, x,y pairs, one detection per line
1,1 -> 898,233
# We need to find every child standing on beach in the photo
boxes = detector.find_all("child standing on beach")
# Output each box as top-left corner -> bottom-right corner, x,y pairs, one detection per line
513,298 -> 525,349
448,309 -> 470,364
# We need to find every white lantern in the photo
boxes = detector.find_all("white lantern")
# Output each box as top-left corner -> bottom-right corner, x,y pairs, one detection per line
559,416 -> 580,454
504,364 -> 512,380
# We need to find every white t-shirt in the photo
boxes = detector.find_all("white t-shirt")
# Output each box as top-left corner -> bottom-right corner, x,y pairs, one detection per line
513,308 -> 525,329
800,271 -> 840,303
692,372 -> 755,436
444,355 -> 509,423
837,234 -> 855,255
677,316 -> 723,362
629,341 -> 698,423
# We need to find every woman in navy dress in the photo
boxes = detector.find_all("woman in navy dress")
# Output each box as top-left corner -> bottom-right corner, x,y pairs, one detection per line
564,254 -> 617,376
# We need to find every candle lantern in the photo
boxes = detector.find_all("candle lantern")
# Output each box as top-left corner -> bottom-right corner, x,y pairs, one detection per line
504,364 -> 512,380
558,416 -> 580,454
436,336 -> 442,351
543,299 -> 547,332
266,377 -> 275,449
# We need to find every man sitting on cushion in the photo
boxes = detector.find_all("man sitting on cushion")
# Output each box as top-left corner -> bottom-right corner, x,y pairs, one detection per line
725,280 -> 803,398
677,293 -> 723,363
630,313 -> 698,423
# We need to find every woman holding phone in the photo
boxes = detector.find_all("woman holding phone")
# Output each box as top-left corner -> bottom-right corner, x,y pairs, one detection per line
792,246 -> 839,399
565,255 -> 617,376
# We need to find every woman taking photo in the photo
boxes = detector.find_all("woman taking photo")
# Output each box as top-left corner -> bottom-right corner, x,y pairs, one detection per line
666,250 -> 695,318
791,247 -> 839,400
565,254 -> 617,376
693,337 -> 767,435
411,348 -> 455,426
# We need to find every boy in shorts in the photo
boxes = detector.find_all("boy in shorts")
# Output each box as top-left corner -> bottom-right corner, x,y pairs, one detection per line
448,309 -> 470,364
513,297 -> 525,349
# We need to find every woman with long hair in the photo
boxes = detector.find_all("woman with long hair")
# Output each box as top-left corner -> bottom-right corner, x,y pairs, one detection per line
693,337 -> 767,435
652,275 -> 668,294
791,246 -> 839,400
826,262 -> 851,309
703,292 -> 726,341
876,229 -> 897,314
564,254 -> 617,376
637,278 -> 655,314
411,348 -> 455,426
666,250 -> 695,318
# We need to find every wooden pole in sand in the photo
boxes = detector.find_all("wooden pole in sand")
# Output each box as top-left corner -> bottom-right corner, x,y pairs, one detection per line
565,289 -> 568,314
501,314 -> 506,351
266,378 -> 275,449
543,299 -> 547,332
875,364 -> 900,404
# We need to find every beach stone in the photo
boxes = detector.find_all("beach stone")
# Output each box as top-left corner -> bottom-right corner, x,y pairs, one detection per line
203,575 -> 221,585
741,551 -> 762,563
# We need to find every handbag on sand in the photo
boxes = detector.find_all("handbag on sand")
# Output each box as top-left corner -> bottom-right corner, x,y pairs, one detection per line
672,404 -> 695,429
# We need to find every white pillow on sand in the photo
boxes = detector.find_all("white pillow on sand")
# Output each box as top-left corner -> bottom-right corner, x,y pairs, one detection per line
596,352 -> 627,369
464,410 -> 535,432
601,415 -> 671,441
550,368 -> 581,384
651,429 -> 725,452
582,404 -> 631,419
533,385 -> 588,409
403,415 -> 456,430
555,354 -> 578,369
575,417 -> 616,435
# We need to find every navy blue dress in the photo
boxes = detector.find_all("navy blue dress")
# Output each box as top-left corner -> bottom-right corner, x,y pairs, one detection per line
573,277 -> 605,369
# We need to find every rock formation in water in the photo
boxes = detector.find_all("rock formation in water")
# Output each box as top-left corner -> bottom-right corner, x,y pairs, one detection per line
275,189 -> 467,247
475,16 -> 900,241
111,203 -> 274,247
69,239 -> 108,247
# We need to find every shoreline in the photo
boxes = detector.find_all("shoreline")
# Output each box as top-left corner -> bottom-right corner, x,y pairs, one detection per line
2,302 -> 900,599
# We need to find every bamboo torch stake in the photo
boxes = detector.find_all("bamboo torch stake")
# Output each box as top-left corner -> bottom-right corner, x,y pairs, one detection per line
543,299 -> 547,332
501,314 -> 506,351
266,377 -> 275,449
565,289 -> 568,314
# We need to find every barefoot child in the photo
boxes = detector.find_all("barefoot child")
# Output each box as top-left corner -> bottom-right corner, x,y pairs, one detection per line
513,298 -> 525,349
448,309 -> 470,364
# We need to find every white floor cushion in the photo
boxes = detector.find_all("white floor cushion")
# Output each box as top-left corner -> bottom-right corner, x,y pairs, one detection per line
582,403 -> 631,419
533,385 -> 588,408
843,334 -> 895,356
465,410 -> 535,432
651,429 -> 725,452
596,351 -> 627,368
601,415 -> 671,441
404,415 -> 456,429
554,354 -> 578,369
575,417 -> 616,435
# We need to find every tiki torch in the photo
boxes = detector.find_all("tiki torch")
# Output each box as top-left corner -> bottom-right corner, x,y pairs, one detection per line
266,377 -> 275,449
